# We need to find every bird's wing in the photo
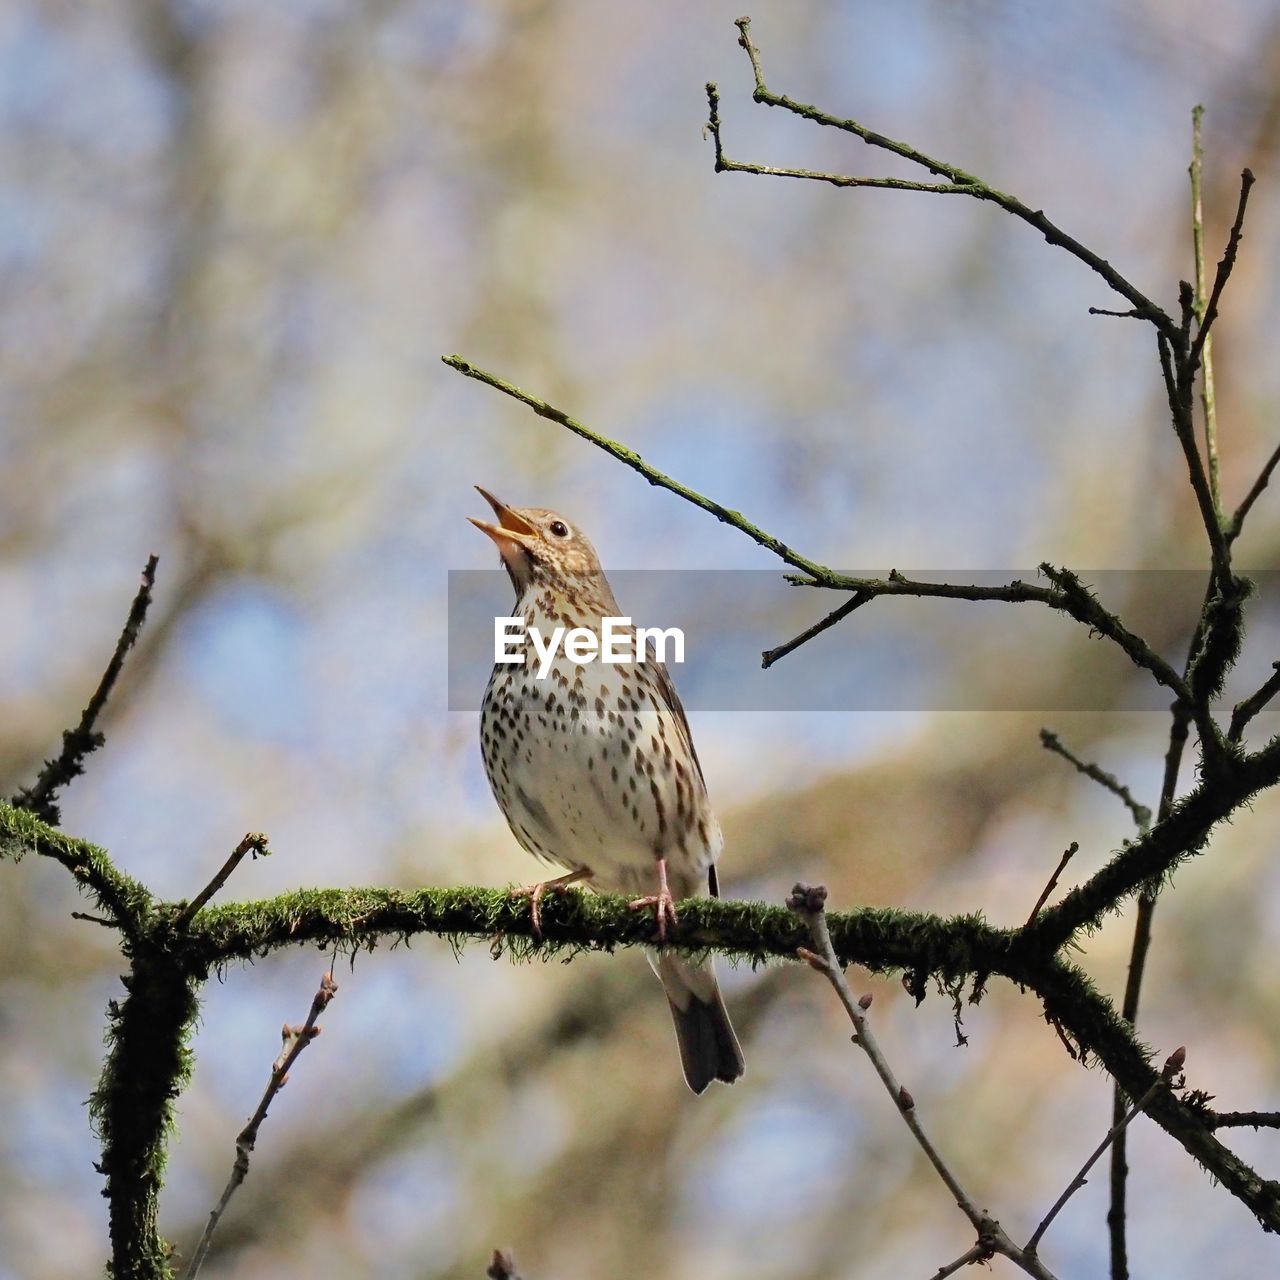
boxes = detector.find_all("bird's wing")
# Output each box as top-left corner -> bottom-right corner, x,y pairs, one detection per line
638,633 -> 718,899
639,634 -> 707,789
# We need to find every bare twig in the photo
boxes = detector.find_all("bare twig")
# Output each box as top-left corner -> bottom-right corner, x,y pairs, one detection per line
1188,168 -> 1255,373
1024,843 -> 1079,929
183,968 -> 339,1279
1027,1049 -> 1183,1257
788,883 -> 1060,1280
761,590 -> 871,668
1227,441 -> 1280,543
1206,1110 -> 1280,1131
798,566 -> 1190,699
706,82 -> 971,195
1109,696 -> 1190,1278
443,357 -> 1190,699
1039,731 -> 1152,831
442,355 -> 840,587
71,911 -> 121,928
1189,107 -> 1220,512
174,832 -> 271,931
727,17 -> 1175,336
1229,663 -> 1280,743
1156,333 -> 1233,589
931,1243 -> 993,1279
11,556 -> 158,825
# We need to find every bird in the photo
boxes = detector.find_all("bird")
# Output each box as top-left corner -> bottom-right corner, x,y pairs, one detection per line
470,486 -> 744,1093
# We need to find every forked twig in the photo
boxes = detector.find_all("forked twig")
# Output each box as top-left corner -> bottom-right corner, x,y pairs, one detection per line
788,883 -> 1059,1280
183,968 -> 339,1279
1025,1048 -> 1183,1256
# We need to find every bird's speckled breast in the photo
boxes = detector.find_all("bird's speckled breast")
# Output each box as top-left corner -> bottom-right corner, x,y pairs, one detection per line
479,608 -> 719,899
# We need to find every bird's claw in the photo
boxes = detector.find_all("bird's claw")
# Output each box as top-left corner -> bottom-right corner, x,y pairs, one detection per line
628,888 -> 679,943
511,873 -> 587,938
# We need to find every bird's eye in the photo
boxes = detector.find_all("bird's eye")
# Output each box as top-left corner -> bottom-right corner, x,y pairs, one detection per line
549,520 -> 569,538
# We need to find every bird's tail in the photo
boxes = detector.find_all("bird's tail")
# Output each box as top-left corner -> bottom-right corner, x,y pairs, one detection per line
652,951 -> 745,1093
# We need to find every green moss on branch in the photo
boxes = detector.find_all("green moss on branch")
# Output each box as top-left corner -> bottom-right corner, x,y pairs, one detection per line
0,802 -> 152,934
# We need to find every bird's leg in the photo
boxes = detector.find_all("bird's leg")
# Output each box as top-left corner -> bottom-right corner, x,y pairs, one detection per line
511,868 -> 592,938
628,856 -> 679,943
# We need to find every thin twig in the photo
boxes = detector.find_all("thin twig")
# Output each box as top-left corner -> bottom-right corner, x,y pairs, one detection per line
1229,664 -> 1280,743
787,883 -> 1060,1280
1039,731 -> 1152,831
1206,1111 -> 1280,1131
174,832 -> 271,931
183,968 -> 339,1279
1189,106 -> 1220,513
442,355 -> 840,587
706,82 -> 974,195
1109,694 -> 1190,1278
930,1244 -> 992,1279
1026,1048 -> 1183,1257
1226,441 -> 1280,543
762,591 -> 871,668
71,911 -> 121,928
1156,333 -> 1233,589
1188,168 -> 1255,373
11,556 -> 158,825
442,356 -> 1192,699
1024,843 -> 1079,929
728,17 -> 1175,337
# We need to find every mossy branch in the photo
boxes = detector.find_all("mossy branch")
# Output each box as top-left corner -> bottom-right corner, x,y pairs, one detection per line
170,882 -> 1280,1234
0,802 -> 152,937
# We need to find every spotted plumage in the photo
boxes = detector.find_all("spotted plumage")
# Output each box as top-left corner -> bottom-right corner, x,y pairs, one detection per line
471,487 -> 744,1093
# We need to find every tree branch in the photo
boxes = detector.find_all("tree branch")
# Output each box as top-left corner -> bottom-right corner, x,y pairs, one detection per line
705,82 -> 973,195
1207,1111 -> 1280,1131
1229,663 -> 1280,744
1188,168 -> 1255,374
761,590 -> 871,668
1227,441 -> 1280,543
1025,843 -> 1079,927
11,555 -> 157,825
1026,738 -> 1280,951
442,356 -> 1190,700
0,801 -> 152,937
184,969 -> 338,1279
727,17 -> 1176,337
1039,731 -> 1152,830
174,832 -> 271,931
441,354 -> 841,587
1189,106 -> 1220,512
789,883 -> 1059,1280
1027,1051 -> 1181,1257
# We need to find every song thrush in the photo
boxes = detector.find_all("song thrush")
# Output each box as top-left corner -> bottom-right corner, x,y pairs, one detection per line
470,487 -> 744,1093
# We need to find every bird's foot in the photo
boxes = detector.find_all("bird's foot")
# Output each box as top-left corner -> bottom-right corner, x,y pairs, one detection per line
629,859 -> 679,942
511,870 -> 590,939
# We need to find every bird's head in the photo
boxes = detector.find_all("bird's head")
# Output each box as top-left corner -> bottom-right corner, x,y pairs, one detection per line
470,487 -> 608,600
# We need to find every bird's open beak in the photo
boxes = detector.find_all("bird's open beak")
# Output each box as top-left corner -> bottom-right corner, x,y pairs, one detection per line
469,486 -> 538,549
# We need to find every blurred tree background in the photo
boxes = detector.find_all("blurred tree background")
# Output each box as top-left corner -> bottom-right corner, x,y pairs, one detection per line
2,1 -> 1280,1276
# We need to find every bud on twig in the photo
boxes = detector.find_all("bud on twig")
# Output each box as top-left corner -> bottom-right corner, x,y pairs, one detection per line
858,993 -> 873,1009
898,1086 -> 915,1112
